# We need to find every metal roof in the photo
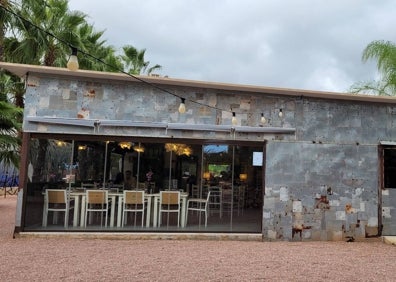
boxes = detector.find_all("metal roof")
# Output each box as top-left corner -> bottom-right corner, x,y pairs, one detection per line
1,61 -> 396,104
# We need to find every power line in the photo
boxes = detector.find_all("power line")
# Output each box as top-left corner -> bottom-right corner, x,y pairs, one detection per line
0,3 -> 233,115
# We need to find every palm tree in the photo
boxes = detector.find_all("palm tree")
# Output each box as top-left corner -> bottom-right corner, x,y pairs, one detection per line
0,100 -> 22,168
120,45 -> 162,75
4,0 -> 89,181
350,40 -> 396,96
5,0 -> 87,66
0,0 -> 11,60
74,22 -> 122,72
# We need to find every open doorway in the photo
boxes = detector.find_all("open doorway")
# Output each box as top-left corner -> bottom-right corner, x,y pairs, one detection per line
381,145 -> 396,235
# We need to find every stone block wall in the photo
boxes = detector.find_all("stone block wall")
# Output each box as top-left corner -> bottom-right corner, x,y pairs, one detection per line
264,141 -> 379,241
21,72 -> 396,240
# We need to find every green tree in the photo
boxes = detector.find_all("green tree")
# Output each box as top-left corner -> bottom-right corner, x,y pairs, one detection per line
351,40 -> 396,96
3,0 -> 89,181
120,45 -> 162,75
75,22 -> 122,72
0,0 -> 24,168
0,0 -> 11,60
5,0 -> 87,66
0,100 -> 22,168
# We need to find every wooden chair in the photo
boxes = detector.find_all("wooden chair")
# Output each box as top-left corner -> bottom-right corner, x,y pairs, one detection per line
85,190 -> 109,227
159,191 -> 181,227
42,189 -> 74,228
138,182 -> 147,190
186,191 -> 211,227
122,190 -> 146,227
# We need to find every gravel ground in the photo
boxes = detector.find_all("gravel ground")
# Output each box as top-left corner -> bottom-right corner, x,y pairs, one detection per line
1,195 -> 395,282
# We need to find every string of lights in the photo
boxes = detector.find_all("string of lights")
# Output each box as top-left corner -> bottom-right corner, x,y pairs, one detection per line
0,4 -> 285,125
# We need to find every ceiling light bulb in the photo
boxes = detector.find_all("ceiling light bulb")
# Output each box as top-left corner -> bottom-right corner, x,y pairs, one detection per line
232,112 -> 238,126
278,109 -> 283,118
261,113 -> 266,124
67,47 -> 79,71
178,98 -> 186,113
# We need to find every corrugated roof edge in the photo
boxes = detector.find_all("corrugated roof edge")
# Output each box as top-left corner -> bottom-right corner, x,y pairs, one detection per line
1,61 -> 396,104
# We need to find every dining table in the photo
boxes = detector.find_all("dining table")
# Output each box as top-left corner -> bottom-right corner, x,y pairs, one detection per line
45,189 -> 188,229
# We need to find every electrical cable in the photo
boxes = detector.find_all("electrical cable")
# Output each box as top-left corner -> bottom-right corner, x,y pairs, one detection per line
0,4 -> 234,114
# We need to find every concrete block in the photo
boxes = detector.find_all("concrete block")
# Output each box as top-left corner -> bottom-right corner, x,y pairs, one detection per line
329,199 -> 340,206
336,211 -> 346,220
293,212 -> 303,220
267,230 -> 277,240
311,230 -> 321,240
264,197 -> 276,209
365,226 -> 378,237
313,209 -> 323,220
360,202 -> 365,212
357,212 -> 368,221
326,220 -> 343,231
368,217 -> 378,227
382,207 -> 391,218
263,211 -> 272,219
280,186 -> 289,201
311,220 -> 322,230
292,200 -> 302,212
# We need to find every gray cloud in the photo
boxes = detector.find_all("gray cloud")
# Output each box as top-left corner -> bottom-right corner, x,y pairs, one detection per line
68,0 -> 396,92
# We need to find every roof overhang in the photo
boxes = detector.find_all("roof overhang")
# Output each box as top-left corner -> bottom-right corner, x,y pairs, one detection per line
25,116 -> 296,134
379,141 -> 396,146
2,62 -> 396,104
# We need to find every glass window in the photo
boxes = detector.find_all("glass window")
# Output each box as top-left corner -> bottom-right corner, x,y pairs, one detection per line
23,135 -> 263,233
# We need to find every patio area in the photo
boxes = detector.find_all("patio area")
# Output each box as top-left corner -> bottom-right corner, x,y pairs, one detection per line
1,195 -> 395,281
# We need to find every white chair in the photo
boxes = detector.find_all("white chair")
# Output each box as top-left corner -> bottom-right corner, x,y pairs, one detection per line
208,186 -> 222,218
191,184 -> 200,198
159,191 -> 181,227
42,189 -> 74,228
85,190 -> 109,227
236,185 -> 246,215
122,190 -> 146,227
186,191 -> 211,227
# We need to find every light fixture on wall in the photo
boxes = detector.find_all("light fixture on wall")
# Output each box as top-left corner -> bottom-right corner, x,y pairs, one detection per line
133,143 -> 145,153
203,172 -> 211,180
165,143 -> 193,156
260,113 -> 266,124
232,112 -> 238,126
67,47 -> 79,71
119,141 -> 132,150
178,98 -> 186,114
239,173 -> 248,181
55,140 -> 67,147
278,108 -> 283,118
78,145 -> 87,150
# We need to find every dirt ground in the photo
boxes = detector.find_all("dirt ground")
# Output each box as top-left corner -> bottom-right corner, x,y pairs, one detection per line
1,195 -> 395,282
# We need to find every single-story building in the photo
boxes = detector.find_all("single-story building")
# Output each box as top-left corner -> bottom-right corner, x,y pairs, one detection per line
1,61 -> 395,241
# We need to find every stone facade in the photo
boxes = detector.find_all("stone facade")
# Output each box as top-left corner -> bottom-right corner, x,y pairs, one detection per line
3,62 -> 396,241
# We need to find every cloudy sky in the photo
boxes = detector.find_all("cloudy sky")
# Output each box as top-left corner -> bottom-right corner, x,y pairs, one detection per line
67,0 -> 395,93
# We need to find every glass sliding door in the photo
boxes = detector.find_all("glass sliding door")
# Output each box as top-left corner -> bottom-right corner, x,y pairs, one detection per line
24,137 -> 74,228
184,144 -> 263,232
23,134 -> 263,233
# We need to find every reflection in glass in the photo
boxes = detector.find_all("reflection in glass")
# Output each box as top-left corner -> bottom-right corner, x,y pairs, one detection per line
24,137 -> 263,233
